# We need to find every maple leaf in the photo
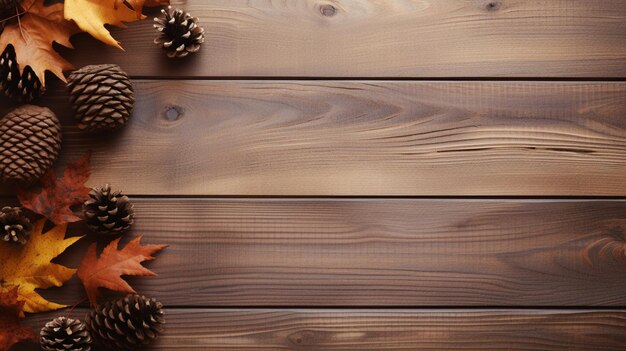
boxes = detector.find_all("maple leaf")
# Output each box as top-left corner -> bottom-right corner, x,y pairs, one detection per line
78,236 -> 166,306
17,152 -> 92,225
0,220 -> 82,314
0,0 -> 78,85
64,0 -> 148,49
0,288 -> 37,351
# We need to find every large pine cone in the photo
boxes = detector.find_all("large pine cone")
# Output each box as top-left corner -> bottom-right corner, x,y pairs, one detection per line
86,294 -> 165,350
154,6 -> 205,58
40,317 -> 92,351
0,45 -> 44,102
0,105 -> 62,184
67,64 -> 134,133
83,184 -> 134,235
0,206 -> 32,245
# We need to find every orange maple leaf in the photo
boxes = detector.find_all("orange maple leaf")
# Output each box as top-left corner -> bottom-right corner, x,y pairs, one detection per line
0,0 -> 78,85
0,287 -> 37,351
77,236 -> 167,306
17,152 -> 91,225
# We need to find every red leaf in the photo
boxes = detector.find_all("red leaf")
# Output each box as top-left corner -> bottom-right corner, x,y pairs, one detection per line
77,236 -> 167,306
0,287 -> 37,351
17,152 -> 92,225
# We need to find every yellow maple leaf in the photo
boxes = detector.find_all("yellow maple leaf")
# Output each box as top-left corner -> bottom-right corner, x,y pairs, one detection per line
64,0 -> 147,49
0,220 -> 82,314
0,0 -> 78,85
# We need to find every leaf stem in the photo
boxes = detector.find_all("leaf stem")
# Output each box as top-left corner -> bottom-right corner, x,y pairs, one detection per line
66,297 -> 88,318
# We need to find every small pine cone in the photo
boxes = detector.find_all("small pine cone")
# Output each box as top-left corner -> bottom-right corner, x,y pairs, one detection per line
86,294 -> 165,350
40,317 -> 92,351
0,207 -> 32,245
0,45 -> 44,102
0,105 -> 62,184
154,6 -> 205,58
83,184 -> 134,235
67,64 -> 134,133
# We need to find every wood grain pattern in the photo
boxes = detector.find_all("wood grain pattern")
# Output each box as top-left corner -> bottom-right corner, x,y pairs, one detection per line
2,80 -> 625,196
57,0 -> 626,78
24,309 -> 626,350
31,198 -> 626,307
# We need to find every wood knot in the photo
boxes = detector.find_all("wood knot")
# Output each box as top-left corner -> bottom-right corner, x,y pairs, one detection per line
319,4 -> 337,17
485,1 -> 501,11
287,330 -> 317,347
583,227 -> 626,267
164,106 -> 183,121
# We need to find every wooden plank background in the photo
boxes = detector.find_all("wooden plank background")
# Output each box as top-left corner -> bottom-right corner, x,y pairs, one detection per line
34,199 -> 626,307
2,0 -> 626,349
3,81 -> 626,196
25,309 -> 626,350
61,0 -> 626,78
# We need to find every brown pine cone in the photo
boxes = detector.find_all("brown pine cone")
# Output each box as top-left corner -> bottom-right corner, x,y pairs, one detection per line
86,294 -> 164,350
0,206 -> 32,245
0,105 -> 62,184
67,64 -> 134,132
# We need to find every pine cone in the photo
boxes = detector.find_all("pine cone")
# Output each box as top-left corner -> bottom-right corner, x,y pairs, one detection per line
0,207 -> 32,245
0,105 -> 62,184
0,45 -> 44,102
86,294 -> 165,350
83,184 -> 134,235
67,64 -> 134,133
154,6 -> 205,58
40,317 -> 92,351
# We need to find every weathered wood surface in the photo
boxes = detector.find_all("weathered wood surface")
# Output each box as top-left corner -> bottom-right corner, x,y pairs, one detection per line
27,198 -> 626,307
3,81 -> 626,196
59,0 -> 626,78
25,309 -> 626,350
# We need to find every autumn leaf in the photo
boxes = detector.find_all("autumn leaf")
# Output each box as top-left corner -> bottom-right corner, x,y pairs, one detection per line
78,236 -> 167,306
0,287 -> 37,351
0,0 -> 78,85
0,220 -> 82,314
64,0 -> 147,49
17,152 -> 92,225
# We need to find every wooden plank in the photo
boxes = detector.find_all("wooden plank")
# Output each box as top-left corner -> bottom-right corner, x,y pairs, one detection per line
56,0 -> 626,78
24,309 -> 626,350
29,199 -> 626,307
3,81 -> 626,196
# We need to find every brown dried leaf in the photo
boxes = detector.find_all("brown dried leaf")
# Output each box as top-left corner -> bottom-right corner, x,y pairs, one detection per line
0,287 -> 37,351
77,236 -> 167,306
0,0 -> 78,85
17,152 -> 91,225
